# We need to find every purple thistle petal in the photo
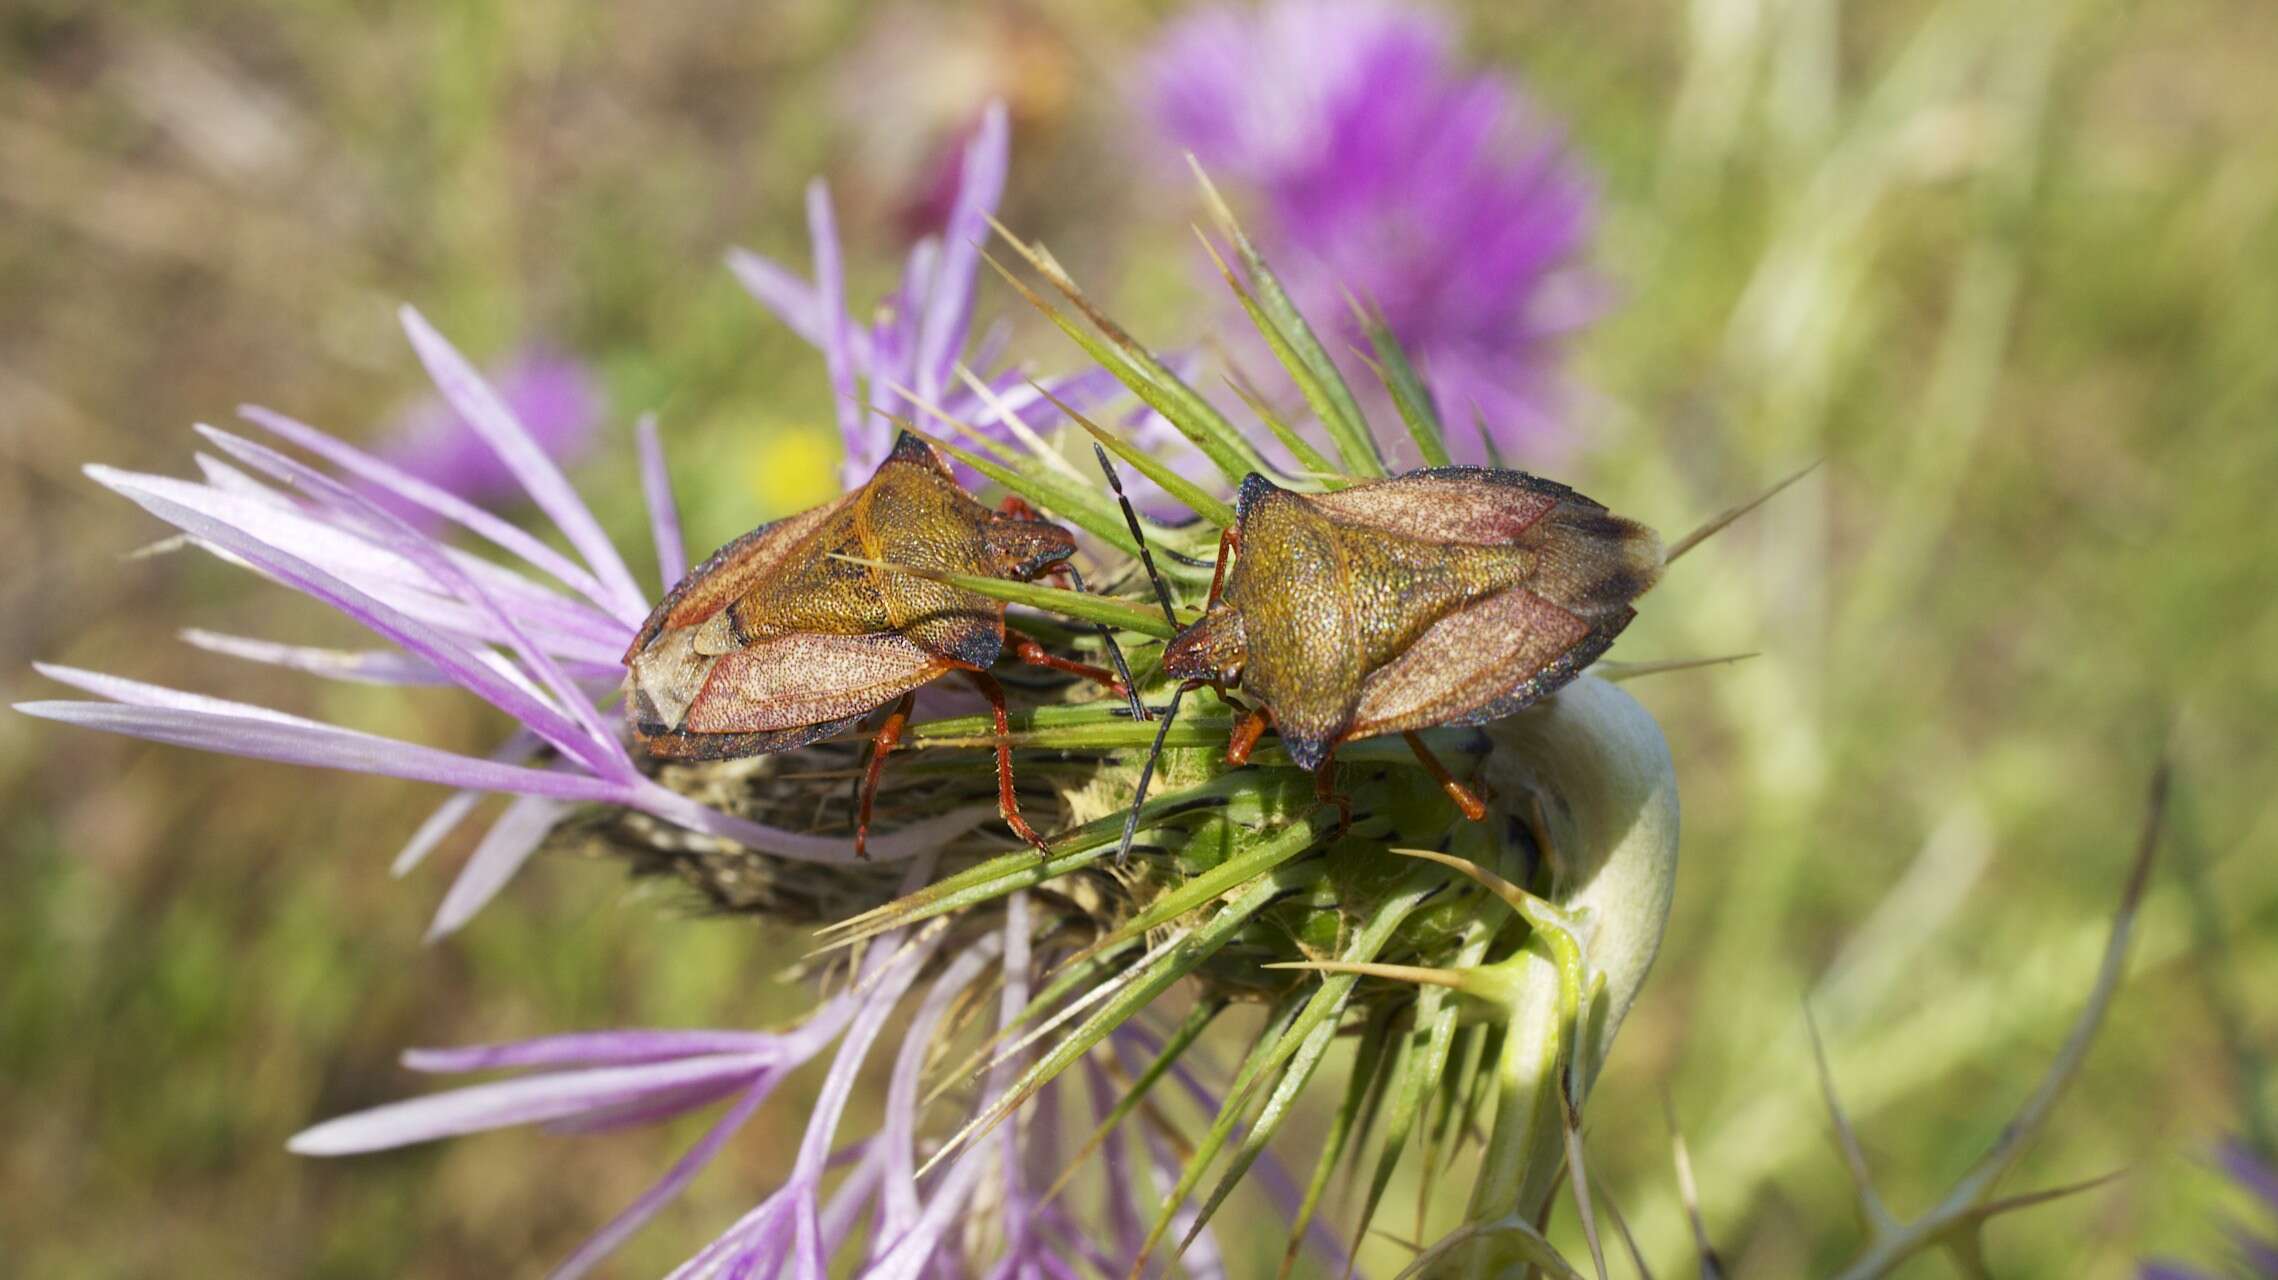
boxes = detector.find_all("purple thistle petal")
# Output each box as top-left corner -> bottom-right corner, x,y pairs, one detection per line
914,101 -> 1008,402
192,425 -> 631,779
240,404 -> 633,624
543,1076 -> 760,1137
287,1052 -> 773,1154
32,661 -> 339,729
876,935 -> 1007,1245
404,1030 -> 791,1074
376,346 -> 603,523
192,451 -> 295,505
90,471 -> 620,773
97,463 -> 631,666
805,180 -> 863,469
636,413 -> 687,590
550,1079 -> 777,1280
179,629 -> 451,686
425,794 -> 570,940
725,248 -> 879,370
397,307 -> 648,616
392,787 -> 488,876
18,698 -> 627,802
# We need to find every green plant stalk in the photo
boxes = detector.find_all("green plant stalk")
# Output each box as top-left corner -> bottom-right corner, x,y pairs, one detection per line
1457,676 -> 1682,1277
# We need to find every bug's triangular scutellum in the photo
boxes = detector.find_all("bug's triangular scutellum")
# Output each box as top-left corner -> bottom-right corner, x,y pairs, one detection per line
1093,445 -> 1194,866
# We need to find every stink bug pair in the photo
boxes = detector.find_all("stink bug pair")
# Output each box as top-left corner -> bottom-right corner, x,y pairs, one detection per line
1110,459 -> 1662,843
624,432 -> 1120,857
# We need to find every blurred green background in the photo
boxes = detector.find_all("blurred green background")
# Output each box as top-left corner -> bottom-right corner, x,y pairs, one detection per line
4,0 -> 2273,1275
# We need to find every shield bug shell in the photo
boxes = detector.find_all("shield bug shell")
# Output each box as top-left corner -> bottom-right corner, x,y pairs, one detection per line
1158,467 -> 1662,819
624,431 -> 1115,855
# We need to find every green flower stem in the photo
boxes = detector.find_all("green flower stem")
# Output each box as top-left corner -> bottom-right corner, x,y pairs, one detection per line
1459,675 -> 1682,1277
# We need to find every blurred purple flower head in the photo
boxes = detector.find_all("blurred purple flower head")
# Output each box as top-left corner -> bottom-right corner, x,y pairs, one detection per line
2141,1140 -> 2278,1278
729,101 -> 1118,491
371,345 -> 602,527
1145,0 -> 1601,463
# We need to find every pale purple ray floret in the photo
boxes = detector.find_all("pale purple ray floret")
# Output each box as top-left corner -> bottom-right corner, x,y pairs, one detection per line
280,884 -> 1338,1278
726,100 -> 1123,491
15,305 -> 992,940
1146,0 -> 1602,463
369,344 -> 603,529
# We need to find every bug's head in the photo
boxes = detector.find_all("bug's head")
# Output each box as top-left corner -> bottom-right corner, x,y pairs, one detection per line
1161,608 -> 1246,687
982,515 -> 1078,581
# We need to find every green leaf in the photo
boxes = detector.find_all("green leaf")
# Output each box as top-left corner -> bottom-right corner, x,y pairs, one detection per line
984,241 -> 1267,486
1279,1001 -> 1403,1280
1220,367 -> 1340,479
812,772 -> 1268,948
919,857 -> 1326,1177
1190,162 -> 1385,477
1147,870 -> 1443,1269
829,552 -> 1181,639
1352,296 -> 1452,467
1043,385 -> 1238,527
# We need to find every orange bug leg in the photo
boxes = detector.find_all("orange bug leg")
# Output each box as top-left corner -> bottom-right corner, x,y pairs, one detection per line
1005,626 -> 1126,697
1204,526 -> 1241,610
998,494 -> 1043,521
853,691 -> 918,860
1314,751 -> 1354,837
967,669 -> 1053,855
1224,706 -> 1270,767
1403,731 -> 1488,822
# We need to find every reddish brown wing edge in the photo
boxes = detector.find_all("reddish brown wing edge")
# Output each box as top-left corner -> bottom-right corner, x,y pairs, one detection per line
681,632 -> 949,735
1343,584 -> 1622,743
624,491 -> 858,663
1296,466 -> 1577,546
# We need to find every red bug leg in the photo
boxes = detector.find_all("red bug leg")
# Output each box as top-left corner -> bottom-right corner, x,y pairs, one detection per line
1005,626 -> 1125,696
998,495 -> 1043,521
1204,527 -> 1241,610
1403,731 -> 1488,822
1224,706 -> 1270,767
967,669 -> 1052,855
1314,749 -> 1354,837
854,691 -> 918,860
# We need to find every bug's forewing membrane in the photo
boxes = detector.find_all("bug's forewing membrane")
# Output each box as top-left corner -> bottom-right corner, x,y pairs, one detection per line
682,632 -> 947,734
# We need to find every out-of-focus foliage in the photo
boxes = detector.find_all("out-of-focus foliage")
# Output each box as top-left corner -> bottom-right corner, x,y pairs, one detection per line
2,1 -> 2271,1276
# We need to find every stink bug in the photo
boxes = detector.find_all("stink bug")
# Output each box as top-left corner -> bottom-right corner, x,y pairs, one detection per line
1157,467 -> 1663,822
624,432 -> 1119,857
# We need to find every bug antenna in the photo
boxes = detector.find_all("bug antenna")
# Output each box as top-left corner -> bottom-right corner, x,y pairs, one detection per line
1092,443 -> 1193,865
1663,461 -> 1820,565
1116,682 -> 1189,867
1062,563 -> 1146,721
1091,443 -> 1181,628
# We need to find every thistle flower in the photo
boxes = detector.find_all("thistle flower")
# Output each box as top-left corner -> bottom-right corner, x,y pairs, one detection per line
1144,0 -> 1600,463
370,344 -> 602,527
23,117 -> 1692,1278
